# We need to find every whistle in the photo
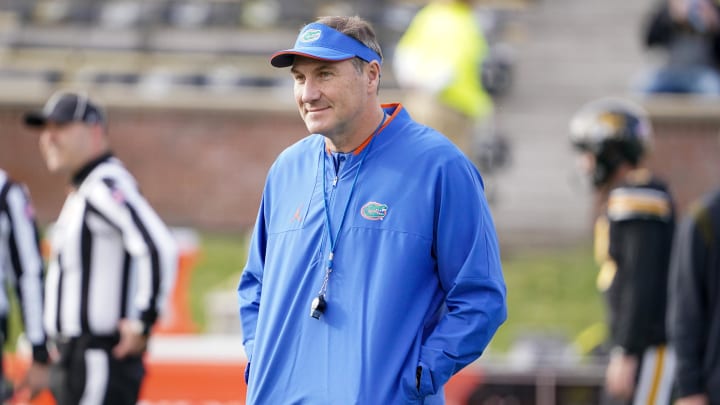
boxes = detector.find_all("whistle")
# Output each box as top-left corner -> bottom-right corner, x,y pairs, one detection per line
310,295 -> 327,319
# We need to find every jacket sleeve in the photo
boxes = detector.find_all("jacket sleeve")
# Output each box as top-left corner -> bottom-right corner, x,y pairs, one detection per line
4,183 -> 48,363
87,178 -> 178,333
237,196 -> 268,362
416,156 -> 507,396
668,207 -> 711,397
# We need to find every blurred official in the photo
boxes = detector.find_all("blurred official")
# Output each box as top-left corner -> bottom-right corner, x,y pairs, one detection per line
0,170 -> 49,399
23,90 -> 178,405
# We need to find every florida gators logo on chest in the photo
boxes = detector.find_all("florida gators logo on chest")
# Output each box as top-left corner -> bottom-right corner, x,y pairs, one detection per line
361,202 -> 388,221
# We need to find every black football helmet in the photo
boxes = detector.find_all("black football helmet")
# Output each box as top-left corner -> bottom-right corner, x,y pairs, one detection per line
569,98 -> 652,187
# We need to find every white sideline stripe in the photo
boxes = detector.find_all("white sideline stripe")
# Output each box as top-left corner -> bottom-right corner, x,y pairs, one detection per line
146,334 -> 248,363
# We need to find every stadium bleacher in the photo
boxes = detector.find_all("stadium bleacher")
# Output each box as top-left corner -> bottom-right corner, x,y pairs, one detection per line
0,0 -> 426,94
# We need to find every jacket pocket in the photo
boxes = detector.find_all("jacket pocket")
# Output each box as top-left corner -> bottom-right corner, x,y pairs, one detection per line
401,361 -> 434,403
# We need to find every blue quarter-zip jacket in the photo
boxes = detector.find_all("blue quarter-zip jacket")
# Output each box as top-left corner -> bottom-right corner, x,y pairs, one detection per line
238,104 -> 507,404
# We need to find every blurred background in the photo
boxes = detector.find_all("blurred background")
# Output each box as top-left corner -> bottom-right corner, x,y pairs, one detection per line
1,0 -> 720,404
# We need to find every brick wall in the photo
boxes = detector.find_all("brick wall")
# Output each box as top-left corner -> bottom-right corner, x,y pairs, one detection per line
645,98 -> 720,216
3,95 -> 719,235
0,102 -> 307,231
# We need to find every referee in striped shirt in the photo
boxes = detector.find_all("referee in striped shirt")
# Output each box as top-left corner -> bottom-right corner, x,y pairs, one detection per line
23,90 -> 178,405
0,170 -> 49,399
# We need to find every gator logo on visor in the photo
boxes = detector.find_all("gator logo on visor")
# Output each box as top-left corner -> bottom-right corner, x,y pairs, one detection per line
361,202 -> 388,221
301,29 -> 322,42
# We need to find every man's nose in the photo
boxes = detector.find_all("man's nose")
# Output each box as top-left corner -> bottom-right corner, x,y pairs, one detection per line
301,79 -> 320,103
40,128 -> 57,143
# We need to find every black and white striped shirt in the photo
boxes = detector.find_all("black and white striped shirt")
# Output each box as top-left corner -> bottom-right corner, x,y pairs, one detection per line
44,154 -> 178,339
0,170 -> 47,361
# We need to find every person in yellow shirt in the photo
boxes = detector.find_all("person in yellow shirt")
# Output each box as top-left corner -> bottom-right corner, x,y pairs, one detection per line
393,0 -> 494,156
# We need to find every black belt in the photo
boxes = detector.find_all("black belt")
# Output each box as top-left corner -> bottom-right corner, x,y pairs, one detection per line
54,334 -> 120,351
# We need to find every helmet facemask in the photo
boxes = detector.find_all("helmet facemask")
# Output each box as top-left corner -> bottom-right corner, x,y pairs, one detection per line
569,98 -> 651,189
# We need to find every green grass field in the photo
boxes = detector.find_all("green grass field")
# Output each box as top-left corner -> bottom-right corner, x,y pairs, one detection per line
187,233 -> 606,354
188,232 -> 249,330
489,245 -> 605,353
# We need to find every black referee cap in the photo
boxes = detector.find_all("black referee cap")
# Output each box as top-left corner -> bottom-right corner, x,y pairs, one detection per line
24,91 -> 106,128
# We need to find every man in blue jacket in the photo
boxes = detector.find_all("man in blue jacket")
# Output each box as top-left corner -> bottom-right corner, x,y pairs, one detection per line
237,15 -> 507,404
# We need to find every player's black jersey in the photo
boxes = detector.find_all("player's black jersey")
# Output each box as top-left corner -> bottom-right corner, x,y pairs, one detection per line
669,188 -> 720,400
594,169 -> 675,354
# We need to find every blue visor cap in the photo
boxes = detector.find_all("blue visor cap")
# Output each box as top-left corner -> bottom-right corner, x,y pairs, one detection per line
270,23 -> 382,68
